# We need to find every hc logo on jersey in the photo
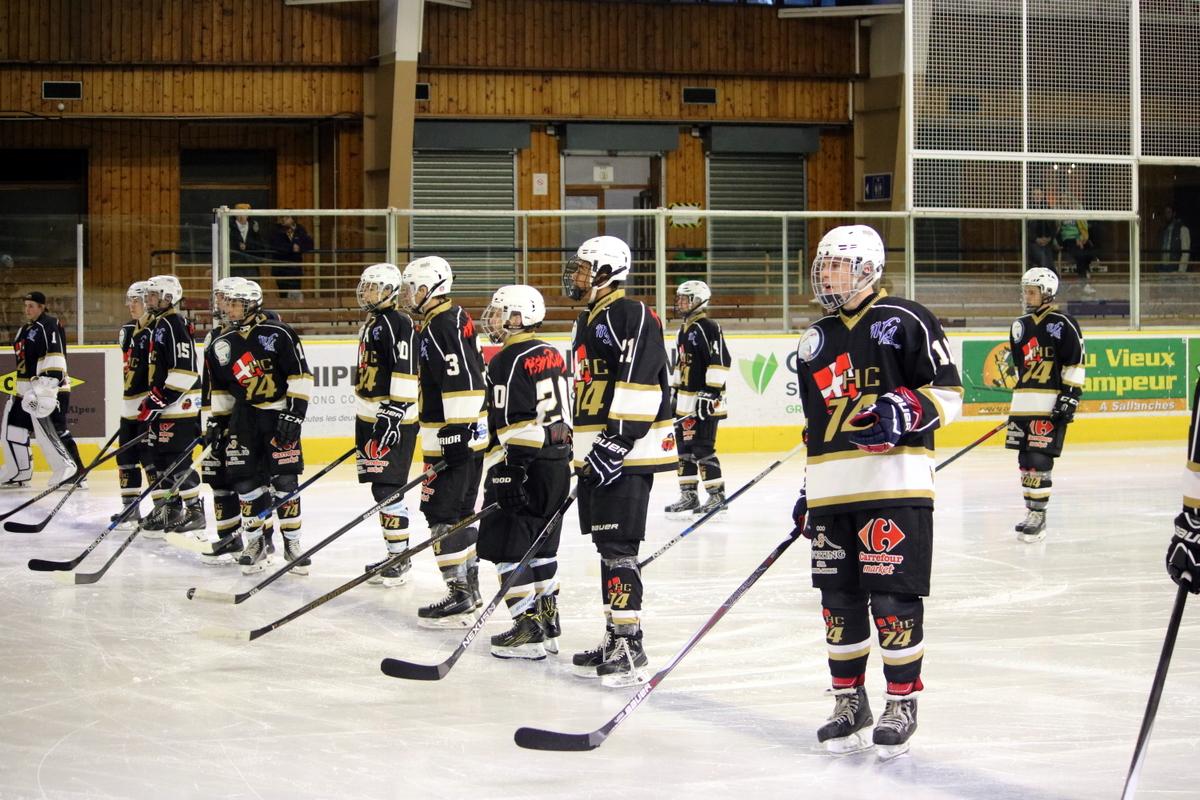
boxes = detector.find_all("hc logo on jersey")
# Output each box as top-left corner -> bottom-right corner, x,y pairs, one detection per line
232,352 -> 264,386
812,352 -> 860,406
1021,336 -> 1042,367
573,344 -> 592,384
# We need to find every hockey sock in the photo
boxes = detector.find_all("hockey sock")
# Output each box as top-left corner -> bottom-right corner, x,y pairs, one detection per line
372,484 -> 410,553
821,588 -> 872,688
676,453 -> 698,487
118,465 -> 142,505
602,556 -> 643,631
497,562 -> 536,616
212,489 -> 240,537
697,453 -> 723,493
237,485 -> 271,543
1021,468 -> 1052,511
531,557 -> 558,599
270,475 -> 301,540
431,519 -> 477,579
871,592 -> 925,689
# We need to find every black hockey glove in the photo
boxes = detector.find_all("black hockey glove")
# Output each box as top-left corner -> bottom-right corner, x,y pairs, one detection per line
1050,392 -> 1079,424
489,463 -> 529,512
372,401 -> 410,449
437,424 -> 473,467
203,417 -> 229,448
581,432 -> 633,488
1166,508 -> 1200,593
696,392 -> 723,421
847,386 -> 924,454
790,488 -> 811,539
272,411 -> 303,447
138,386 -> 170,422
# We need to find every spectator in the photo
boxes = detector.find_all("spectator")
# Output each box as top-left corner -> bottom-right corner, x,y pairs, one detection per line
1026,188 -> 1057,273
1055,211 -> 1097,295
1159,205 -> 1191,274
230,203 -> 265,279
268,215 -> 313,301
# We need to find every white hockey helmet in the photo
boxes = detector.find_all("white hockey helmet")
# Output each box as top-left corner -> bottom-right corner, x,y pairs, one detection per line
564,235 -> 631,301
146,274 -> 184,310
357,262 -> 404,311
483,284 -> 546,344
810,225 -> 886,312
675,279 -> 711,319
212,276 -> 248,324
400,256 -> 453,313
1021,266 -> 1059,312
225,278 -> 263,325
126,280 -> 150,318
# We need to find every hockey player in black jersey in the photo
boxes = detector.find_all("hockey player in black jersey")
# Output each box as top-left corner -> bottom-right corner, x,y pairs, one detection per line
0,291 -> 85,489
664,280 -> 732,519
354,263 -> 420,587
564,235 -> 677,687
1005,267 -> 1086,543
205,280 -> 314,575
1166,370 -> 1200,592
401,255 -> 487,626
113,281 -> 157,530
791,225 -> 962,759
478,285 -> 572,660
138,275 -> 204,537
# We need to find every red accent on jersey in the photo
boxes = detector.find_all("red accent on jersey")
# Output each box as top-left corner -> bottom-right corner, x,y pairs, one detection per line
857,517 -> 907,553
523,346 -> 565,376
1022,336 -> 1041,366
1029,419 -> 1055,437
461,314 -> 475,340
232,351 -> 264,386
811,352 -> 860,406
573,343 -> 592,384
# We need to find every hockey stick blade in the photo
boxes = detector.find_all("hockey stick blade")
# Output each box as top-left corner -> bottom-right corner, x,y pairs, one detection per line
5,519 -> 52,534
186,587 -> 237,604
28,556 -> 80,572
165,531 -> 235,555
199,625 -> 254,642
379,659 -> 449,681
0,429 -> 124,524
513,727 -> 603,752
59,529 -> 140,585
52,570 -> 82,585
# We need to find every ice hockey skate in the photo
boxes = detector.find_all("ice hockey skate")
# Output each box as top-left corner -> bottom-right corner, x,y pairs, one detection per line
366,554 -> 411,587
0,477 -> 31,490
537,593 -> 561,655
595,628 -> 649,688
283,536 -> 311,576
166,499 -> 205,535
817,685 -> 874,755
140,500 -> 180,540
198,533 -> 241,567
490,609 -> 547,660
873,692 -> 918,761
572,627 -> 614,677
1017,509 -> 1046,542
693,488 -> 727,517
111,507 -> 141,532
416,568 -> 480,629
664,488 -> 699,519
237,534 -> 270,575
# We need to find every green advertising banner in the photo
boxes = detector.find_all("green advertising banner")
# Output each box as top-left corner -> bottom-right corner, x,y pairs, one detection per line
960,336 -> 1189,416
1189,337 -> 1200,411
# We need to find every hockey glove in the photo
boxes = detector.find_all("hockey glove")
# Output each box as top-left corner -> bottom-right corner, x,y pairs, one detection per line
790,488 -> 811,539
437,424 -> 473,467
272,411 -> 303,447
1050,392 -> 1079,424
581,432 -> 632,488
847,386 -> 924,454
696,392 -> 723,421
489,463 -> 529,512
1166,508 -> 1200,593
21,390 -> 56,419
203,417 -> 229,448
137,386 -> 170,422
371,401 -> 410,449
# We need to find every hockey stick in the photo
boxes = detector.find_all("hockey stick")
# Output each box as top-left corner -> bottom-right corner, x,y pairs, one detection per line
53,443 -> 214,586
381,486 -> 580,681
3,431 -> 133,534
27,437 -> 204,573
515,533 -> 800,751
0,429 -> 126,525
638,439 -> 805,569
198,503 -> 500,642
186,461 -> 447,604
1120,582 -> 1190,800
934,420 -> 1007,473
255,446 -> 356,520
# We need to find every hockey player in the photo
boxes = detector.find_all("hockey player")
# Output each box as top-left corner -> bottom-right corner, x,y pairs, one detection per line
1005,267 -> 1086,543
354,263 -> 419,587
478,285 -> 572,660
1166,370 -> 1200,593
138,275 -> 204,537
790,225 -> 962,759
0,291 -> 85,489
113,281 -> 157,529
564,235 -> 677,686
205,280 -> 313,575
664,280 -> 731,519
400,256 -> 487,626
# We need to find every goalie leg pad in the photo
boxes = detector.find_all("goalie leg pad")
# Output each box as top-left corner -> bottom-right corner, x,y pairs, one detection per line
0,402 -> 33,483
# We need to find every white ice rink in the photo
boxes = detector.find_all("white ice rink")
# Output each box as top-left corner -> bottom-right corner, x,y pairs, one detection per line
0,441 -> 1196,800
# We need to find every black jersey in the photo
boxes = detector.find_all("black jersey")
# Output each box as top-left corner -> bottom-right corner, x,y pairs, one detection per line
483,332 -> 570,469
1186,371 -> 1200,511
1007,305 -> 1086,420
146,307 -> 201,419
14,312 -> 69,388
355,306 -> 418,425
795,291 -> 963,512
672,314 -> 731,419
119,318 -> 154,420
416,299 -> 486,460
205,314 -> 313,421
570,289 -> 676,474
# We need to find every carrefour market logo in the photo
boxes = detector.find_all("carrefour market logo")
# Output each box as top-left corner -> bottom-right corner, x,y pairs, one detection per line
738,353 -> 778,395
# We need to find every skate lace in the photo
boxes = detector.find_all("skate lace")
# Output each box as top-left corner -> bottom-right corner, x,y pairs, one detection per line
584,630 -> 614,658
429,584 -> 468,609
877,698 -> 915,733
1023,510 -> 1044,526
826,690 -> 860,724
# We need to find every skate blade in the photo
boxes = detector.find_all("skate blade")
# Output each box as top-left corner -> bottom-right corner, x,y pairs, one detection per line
380,575 -> 408,588
490,643 -> 547,660
287,564 -> 310,577
239,561 -> 270,575
665,510 -> 697,520
543,637 -> 559,655
416,612 -> 479,630
140,530 -> 167,540
875,741 -> 911,761
1018,529 -> 1046,543
198,554 -> 235,567
824,731 -> 874,756
572,664 -> 604,678
600,666 -> 650,689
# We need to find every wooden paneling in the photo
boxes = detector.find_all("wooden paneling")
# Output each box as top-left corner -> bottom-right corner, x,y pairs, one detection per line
0,0 -> 374,65
417,71 -> 849,124
664,131 -> 706,252
424,0 -> 855,78
516,128 -> 562,290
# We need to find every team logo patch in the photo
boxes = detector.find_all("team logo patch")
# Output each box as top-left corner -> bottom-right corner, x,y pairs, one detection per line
154,327 -> 166,343
869,316 -> 902,349
1021,336 -> 1042,367
812,352 -> 859,406
257,332 -> 280,353
232,352 -> 264,386
1011,320 -> 1023,341
797,326 -> 823,363
213,339 -> 232,366
594,323 -> 614,347
1027,419 -> 1056,449
857,517 -> 907,576
663,431 -> 676,451
1047,321 -> 1063,340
